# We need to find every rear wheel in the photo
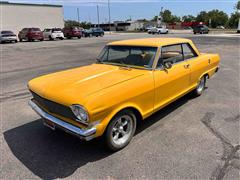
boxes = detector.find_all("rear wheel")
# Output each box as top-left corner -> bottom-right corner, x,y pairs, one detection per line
193,76 -> 206,96
105,110 -> 137,151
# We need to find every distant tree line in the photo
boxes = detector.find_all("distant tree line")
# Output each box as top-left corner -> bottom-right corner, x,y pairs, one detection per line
64,20 -> 91,29
151,1 -> 240,28
65,1 -> 240,29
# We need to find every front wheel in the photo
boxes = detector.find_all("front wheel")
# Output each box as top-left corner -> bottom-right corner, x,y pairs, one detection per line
104,110 -> 137,151
192,76 -> 206,96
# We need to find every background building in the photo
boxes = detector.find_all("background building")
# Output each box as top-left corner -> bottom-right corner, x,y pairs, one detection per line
0,1 -> 64,34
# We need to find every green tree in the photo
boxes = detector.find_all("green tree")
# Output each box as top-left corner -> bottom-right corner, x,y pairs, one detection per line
196,11 -> 209,22
226,1 -> 240,28
208,10 -> 228,28
152,16 -> 158,21
161,10 -> 173,23
236,0 -> 240,10
227,12 -> 240,28
196,10 -> 228,28
171,15 -> 181,23
182,15 -> 196,22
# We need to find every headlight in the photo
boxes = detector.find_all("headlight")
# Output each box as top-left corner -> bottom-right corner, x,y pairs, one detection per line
70,105 -> 89,123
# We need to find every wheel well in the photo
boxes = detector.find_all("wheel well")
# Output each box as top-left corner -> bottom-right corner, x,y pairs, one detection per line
203,73 -> 209,80
103,107 -> 143,136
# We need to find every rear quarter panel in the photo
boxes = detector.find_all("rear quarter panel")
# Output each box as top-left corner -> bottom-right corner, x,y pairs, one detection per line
188,53 -> 220,87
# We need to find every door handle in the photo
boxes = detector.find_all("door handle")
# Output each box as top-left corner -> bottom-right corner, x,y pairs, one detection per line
184,64 -> 190,69
208,59 -> 211,64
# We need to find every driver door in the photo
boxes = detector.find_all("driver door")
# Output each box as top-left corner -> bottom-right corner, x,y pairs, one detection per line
153,44 -> 191,112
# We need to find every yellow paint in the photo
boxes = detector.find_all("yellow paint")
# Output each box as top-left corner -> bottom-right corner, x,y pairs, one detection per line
28,38 -> 220,138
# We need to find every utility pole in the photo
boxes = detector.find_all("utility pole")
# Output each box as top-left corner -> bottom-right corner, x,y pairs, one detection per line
77,7 -> 80,24
97,5 -> 100,28
108,0 -> 111,33
88,13 -> 91,23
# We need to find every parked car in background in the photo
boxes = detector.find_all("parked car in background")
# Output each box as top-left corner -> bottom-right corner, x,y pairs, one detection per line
43,28 -> 64,40
148,26 -> 169,34
216,26 -> 225,29
193,25 -> 209,34
0,31 -> 18,43
83,28 -> 104,37
28,38 -> 220,151
63,27 -> 82,39
18,28 -> 44,42
145,26 -> 154,32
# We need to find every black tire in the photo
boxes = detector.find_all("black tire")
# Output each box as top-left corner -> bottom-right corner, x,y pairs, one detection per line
192,76 -> 206,97
14,40 -> 18,43
78,36 -> 81,39
104,110 -> 137,151
194,32 -> 197,34
19,39 -> 22,42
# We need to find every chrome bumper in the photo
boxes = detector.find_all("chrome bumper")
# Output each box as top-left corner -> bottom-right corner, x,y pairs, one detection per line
28,100 -> 96,141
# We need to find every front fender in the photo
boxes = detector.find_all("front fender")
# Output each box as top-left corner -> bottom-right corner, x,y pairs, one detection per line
93,102 -> 143,137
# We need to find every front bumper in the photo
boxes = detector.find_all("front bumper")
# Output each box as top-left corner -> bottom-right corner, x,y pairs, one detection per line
29,100 -> 96,141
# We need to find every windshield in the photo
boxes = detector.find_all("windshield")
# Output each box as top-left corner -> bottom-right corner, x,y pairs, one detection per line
1,31 -> 13,34
52,28 -> 62,32
30,28 -> 41,32
97,45 -> 157,69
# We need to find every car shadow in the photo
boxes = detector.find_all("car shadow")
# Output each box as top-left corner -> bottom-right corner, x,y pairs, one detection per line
4,93 -> 192,179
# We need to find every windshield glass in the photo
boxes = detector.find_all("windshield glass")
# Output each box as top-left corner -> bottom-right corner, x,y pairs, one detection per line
52,28 -> 62,32
98,45 -> 157,69
30,28 -> 41,32
1,31 -> 13,34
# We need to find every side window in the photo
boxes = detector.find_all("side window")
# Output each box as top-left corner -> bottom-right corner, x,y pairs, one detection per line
157,44 -> 183,67
182,43 -> 197,60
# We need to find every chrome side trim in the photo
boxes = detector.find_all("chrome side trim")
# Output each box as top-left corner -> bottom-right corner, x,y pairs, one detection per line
28,100 -> 96,141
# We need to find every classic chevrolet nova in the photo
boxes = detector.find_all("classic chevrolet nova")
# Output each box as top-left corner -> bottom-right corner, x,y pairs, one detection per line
28,38 -> 220,151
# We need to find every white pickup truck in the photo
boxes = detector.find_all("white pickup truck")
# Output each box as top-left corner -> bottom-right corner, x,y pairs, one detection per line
43,28 -> 64,40
148,26 -> 169,34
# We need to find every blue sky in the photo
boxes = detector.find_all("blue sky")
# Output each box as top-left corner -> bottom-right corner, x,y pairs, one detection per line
8,1 -> 238,23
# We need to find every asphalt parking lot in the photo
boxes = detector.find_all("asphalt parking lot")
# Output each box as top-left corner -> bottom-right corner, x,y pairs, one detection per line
0,33 -> 239,179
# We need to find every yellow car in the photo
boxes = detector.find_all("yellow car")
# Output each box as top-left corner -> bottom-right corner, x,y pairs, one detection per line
28,38 -> 220,151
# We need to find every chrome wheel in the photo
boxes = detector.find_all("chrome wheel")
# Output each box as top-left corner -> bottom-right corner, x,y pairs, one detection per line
197,77 -> 205,94
111,115 -> 133,146
105,110 -> 137,151
193,76 -> 206,97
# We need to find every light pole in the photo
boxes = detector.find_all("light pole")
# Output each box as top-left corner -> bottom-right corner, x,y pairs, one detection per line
97,5 -> 100,28
77,7 -> 80,24
108,0 -> 111,33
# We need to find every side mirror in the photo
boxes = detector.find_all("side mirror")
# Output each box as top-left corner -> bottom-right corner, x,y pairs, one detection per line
163,61 -> 173,69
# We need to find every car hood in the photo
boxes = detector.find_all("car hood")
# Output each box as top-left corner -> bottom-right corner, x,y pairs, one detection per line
28,63 -> 145,106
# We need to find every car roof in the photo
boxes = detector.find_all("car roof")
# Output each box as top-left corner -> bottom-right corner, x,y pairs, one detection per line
108,38 -> 192,47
